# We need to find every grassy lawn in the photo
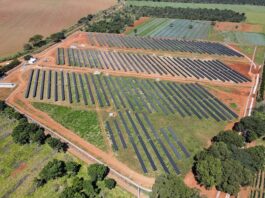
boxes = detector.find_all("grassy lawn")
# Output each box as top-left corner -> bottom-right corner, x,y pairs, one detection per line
32,102 -> 106,150
0,113 -> 132,198
126,1 -> 265,27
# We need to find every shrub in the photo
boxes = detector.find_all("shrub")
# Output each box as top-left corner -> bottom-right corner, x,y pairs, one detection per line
104,178 -> 116,189
39,159 -> 66,181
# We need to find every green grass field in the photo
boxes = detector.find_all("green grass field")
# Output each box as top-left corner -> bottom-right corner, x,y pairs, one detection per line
219,32 -> 265,46
0,113 -> 131,198
126,1 -> 265,27
32,102 -> 106,150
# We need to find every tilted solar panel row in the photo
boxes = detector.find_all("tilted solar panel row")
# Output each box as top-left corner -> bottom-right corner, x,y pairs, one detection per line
87,32 -> 243,57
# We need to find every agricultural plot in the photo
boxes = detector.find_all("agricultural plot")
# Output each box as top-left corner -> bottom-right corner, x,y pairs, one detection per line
87,32 -> 243,57
249,170 -> 265,198
128,18 -> 212,40
56,48 -> 250,83
26,69 -> 237,175
220,32 -> 265,46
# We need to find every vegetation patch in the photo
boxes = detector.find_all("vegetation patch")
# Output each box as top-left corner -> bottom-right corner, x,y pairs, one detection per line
32,102 -> 105,150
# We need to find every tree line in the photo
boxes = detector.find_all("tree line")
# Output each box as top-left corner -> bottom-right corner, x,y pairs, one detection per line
128,0 -> 265,6
0,59 -> 21,78
0,101 -> 67,152
127,6 -> 246,22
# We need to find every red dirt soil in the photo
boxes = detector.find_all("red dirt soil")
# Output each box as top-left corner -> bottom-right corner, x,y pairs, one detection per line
123,17 -> 150,34
214,22 -> 263,33
11,162 -> 27,177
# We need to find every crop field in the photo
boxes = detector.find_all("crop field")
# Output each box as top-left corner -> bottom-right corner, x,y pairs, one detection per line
220,32 -> 265,46
56,47 -> 249,83
0,113 -> 131,198
126,1 -> 265,26
0,0 -> 116,57
87,32 -> 243,57
249,170 -> 265,198
128,18 -> 212,40
25,69 -> 236,175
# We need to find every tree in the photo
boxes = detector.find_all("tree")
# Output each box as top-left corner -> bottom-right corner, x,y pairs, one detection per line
207,142 -> 232,160
216,159 -> 252,195
60,187 -> 87,198
39,159 -> 66,181
87,164 -> 109,182
104,178 -> 116,189
151,174 -> 200,198
237,114 -> 265,137
50,32 -> 65,42
246,146 -> 265,171
12,123 -> 31,144
46,137 -> 67,152
212,130 -> 245,147
194,155 -> 222,188
0,100 -> 7,111
24,55 -> 33,61
29,129 -> 46,145
134,28 -> 138,36
83,180 -> 98,197
245,130 -> 258,142
29,34 -> 44,46
23,43 -> 32,51
66,161 -> 81,176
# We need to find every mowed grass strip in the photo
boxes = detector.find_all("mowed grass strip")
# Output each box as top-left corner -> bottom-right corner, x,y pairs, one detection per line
126,1 -> 265,26
32,102 -> 106,150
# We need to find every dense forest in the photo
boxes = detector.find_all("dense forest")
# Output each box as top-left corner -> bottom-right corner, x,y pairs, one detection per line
127,6 -> 246,22
128,0 -> 265,6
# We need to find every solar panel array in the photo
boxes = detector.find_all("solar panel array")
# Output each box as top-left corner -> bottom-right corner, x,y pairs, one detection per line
56,48 -> 249,84
87,32 -> 243,57
25,69 -> 238,122
25,69 -> 239,174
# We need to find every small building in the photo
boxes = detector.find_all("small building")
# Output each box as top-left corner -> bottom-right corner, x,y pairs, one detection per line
28,57 -> 37,64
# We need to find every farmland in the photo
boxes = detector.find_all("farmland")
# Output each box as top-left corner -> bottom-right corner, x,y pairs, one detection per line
56,47 -> 250,83
0,0 -> 116,57
23,68 -> 238,175
0,113 -> 131,198
128,18 -> 212,40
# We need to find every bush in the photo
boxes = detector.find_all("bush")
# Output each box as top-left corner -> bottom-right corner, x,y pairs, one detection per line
39,159 -> 66,181
66,161 -> 81,176
151,174 -> 200,198
87,164 -> 109,182
212,130 -> 245,147
104,178 -> 116,189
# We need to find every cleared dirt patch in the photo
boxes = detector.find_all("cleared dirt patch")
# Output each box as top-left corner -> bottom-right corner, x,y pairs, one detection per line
214,22 -> 263,33
123,17 -> 150,34
11,162 -> 27,177
0,0 -> 116,57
